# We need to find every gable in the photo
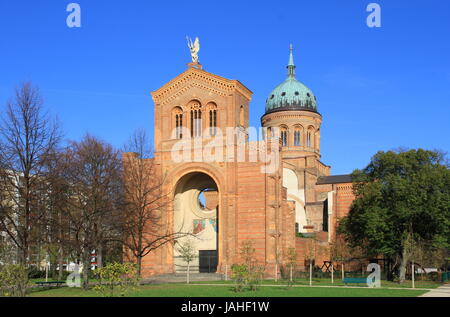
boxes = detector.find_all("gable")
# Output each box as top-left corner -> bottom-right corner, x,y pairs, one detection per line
151,67 -> 252,106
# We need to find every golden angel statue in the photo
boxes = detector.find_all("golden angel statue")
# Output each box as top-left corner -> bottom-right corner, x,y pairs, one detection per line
186,36 -> 200,63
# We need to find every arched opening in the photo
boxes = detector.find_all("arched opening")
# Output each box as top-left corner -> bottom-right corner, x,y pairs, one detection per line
294,125 -> 302,146
172,106 -> 183,139
280,126 -> 288,147
188,100 -> 202,138
173,172 -> 219,273
239,105 -> 245,126
207,102 -> 218,136
307,126 -> 315,148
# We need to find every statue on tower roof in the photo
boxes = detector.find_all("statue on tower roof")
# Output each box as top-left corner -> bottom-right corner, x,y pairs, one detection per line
186,36 -> 200,64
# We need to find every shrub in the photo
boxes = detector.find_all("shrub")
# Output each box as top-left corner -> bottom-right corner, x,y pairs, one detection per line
93,262 -> 139,297
0,264 -> 30,297
231,264 -> 247,292
231,241 -> 265,292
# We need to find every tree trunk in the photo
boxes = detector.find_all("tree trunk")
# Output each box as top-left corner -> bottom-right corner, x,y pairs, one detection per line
309,262 -> 312,286
290,264 -> 293,282
187,262 -> 190,284
97,243 -> 103,269
82,250 -> 90,289
399,247 -> 409,283
341,263 -> 344,280
137,255 -> 142,278
331,263 -> 334,284
275,263 -> 278,282
57,247 -> 64,281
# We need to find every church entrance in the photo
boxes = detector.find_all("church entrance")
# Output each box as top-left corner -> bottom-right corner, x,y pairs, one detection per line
173,172 -> 219,273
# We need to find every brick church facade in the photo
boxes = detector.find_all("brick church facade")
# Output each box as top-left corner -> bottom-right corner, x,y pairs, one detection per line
124,46 -> 355,277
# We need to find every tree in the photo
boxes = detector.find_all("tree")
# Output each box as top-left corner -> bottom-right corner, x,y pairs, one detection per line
122,129 -> 188,277
286,247 -> 297,286
176,239 -> 197,284
339,149 -> 450,283
61,135 -> 123,288
238,240 -> 265,291
329,234 -> 353,281
304,238 -> 316,286
0,264 -> 30,297
0,82 -> 61,265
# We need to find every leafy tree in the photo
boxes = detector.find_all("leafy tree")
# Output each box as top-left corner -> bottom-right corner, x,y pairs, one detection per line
339,149 -> 450,283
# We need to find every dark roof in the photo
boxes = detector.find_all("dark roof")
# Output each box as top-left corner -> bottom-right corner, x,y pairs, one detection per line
316,174 -> 352,185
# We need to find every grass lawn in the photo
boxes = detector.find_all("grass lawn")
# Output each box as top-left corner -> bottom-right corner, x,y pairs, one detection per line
29,284 -> 428,297
193,278 -> 442,289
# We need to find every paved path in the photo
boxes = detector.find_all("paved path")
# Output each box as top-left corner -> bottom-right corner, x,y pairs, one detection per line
420,284 -> 450,297
142,273 -> 225,284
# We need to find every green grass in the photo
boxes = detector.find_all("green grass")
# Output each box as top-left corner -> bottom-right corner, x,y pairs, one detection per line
193,278 -> 442,289
29,283 -> 428,297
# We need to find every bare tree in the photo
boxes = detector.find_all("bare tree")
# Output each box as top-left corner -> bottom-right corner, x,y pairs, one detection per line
176,239 -> 197,284
0,82 -> 61,265
122,129 -> 188,277
61,135 -> 123,288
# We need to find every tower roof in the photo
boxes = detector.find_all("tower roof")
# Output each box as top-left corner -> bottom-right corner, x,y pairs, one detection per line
265,46 -> 318,114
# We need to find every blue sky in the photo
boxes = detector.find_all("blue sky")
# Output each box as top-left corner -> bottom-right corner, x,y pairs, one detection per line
0,0 -> 449,174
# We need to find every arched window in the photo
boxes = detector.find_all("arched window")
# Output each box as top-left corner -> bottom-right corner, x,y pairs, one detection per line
207,103 -> 218,136
173,107 -> 183,139
239,105 -> 244,126
306,127 -> 314,148
189,100 -> 202,138
280,126 -> 288,147
294,127 -> 301,146
266,127 -> 272,139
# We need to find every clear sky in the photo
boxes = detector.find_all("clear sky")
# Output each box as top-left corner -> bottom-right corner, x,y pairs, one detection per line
1,0 -> 449,175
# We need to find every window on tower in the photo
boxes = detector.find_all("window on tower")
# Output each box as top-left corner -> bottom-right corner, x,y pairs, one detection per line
206,102 -> 218,136
173,106 -> 183,139
294,128 -> 301,146
280,127 -> 288,147
189,100 -> 202,138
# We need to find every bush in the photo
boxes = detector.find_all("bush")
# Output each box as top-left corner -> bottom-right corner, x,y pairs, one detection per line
93,262 -> 139,297
231,264 -> 247,292
0,264 -> 30,297
231,241 -> 265,292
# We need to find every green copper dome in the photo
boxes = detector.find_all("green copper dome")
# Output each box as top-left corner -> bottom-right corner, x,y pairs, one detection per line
265,45 -> 318,114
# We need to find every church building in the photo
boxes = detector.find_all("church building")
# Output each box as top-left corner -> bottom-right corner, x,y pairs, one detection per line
124,44 -> 356,277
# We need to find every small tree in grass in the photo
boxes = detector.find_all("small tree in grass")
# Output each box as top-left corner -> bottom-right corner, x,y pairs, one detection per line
304,238 -> 317,286
231,240 -> 265,292
231,264 -> 247,292
177,239 -> 197,284
0,264 -> 30,297
286,247 -> 297,287
93,262 -> 139,297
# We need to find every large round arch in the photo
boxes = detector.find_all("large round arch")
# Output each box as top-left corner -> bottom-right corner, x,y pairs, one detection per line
173,171 -> 219,273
